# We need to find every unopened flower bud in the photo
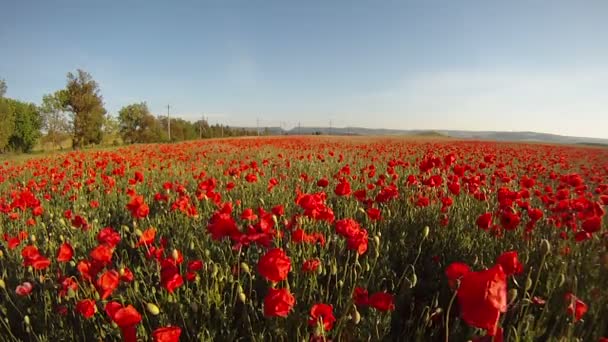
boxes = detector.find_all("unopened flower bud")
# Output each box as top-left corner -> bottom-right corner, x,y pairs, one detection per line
240,262 -> 250,274
422,226 -> 430,239
146,303 -> 160,315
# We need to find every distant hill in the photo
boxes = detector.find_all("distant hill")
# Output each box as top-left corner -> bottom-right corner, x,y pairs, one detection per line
234,126 -> 608,145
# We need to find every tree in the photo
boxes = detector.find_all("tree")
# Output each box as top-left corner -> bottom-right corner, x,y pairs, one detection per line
4,98 -> 42,152
0,79 -> 6,98
0,80 -> 14,151
118,103 -> 166,143
40,91 -> 70,149
102,115 -> 121,145
62,70 -> 107,148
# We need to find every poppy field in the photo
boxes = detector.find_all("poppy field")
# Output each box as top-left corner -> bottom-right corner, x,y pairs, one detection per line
0,136 -> 607,341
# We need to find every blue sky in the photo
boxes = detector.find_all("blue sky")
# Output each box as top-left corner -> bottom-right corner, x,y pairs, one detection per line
1,1 -> 607,138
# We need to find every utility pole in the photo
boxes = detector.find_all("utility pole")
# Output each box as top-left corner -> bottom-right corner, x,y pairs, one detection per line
167,104 -> 171,141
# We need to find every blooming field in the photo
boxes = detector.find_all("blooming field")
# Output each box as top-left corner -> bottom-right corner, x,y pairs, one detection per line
0,136 -> 607,341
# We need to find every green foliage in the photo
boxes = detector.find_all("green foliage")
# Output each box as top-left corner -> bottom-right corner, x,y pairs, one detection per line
118,103 -> 167,143
40,91 -> 71,148
0,98 -> 15,151
3,98 -> 42,152
61,70 -> 107,148
0,79 -> 6,98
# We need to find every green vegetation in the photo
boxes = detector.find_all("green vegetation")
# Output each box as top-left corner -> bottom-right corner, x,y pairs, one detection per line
0,72 -> 262,155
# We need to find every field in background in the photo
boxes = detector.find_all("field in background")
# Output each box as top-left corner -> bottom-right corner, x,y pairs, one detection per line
0,136 -> 607,341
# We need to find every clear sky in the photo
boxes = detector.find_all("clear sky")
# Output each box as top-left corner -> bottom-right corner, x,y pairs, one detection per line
1,1 -> 607,138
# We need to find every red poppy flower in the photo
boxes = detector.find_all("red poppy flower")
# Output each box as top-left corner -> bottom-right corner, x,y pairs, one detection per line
187,260 -> 204,272
500,211 -> 521,230
96,269 -> 120,300
368,292 -> 395,312
302,259 -> 321,273
105,302 -> 142,342
56,242 -> 74,263
476,213 -> 493,230
126,195 -> 149,219
366,207 -> 381,221
263,287 -> 296,318
160,259 -> 184,293
137,227 -> 156,247
152,326 -> 182,342
335,181 -> 351,196
565,293 -> 588,322
582,216 -> 602,234
258,248 -> 291,282
89,244 -> 114,265
335,219 -> 361,238
496,251 -> 523,276
353,287 -> 369,306
15,282 -> 33,296
120,267 -> 135,282
76,299 -> 97,318
457,265 -> 507,335
97,227 -> 121,247
308,303 -> 336,331
21,245 -> 51,270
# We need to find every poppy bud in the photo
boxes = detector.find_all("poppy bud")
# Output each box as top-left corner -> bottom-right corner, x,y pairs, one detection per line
238,292 -> 247,303
59,218 -> 66,226
134,228 -> 143,237
0,279 -> 5,289
541,239 -> 551,255
331,263 -> 338,276
0,250 -> 3,259
422,226 -> 430,239
410,273 -> 418,288
338,280 -> 344,288
357,207 -> 365,214
508,288 -> 518,305
558,273 -> 565,287
240,262 -> 251,274
525,277 -> 533,291
211,264 -> 219,278
352,307 -> 361,324
204,249 -> 211,258
29,234 -> 36,243
172,249 -> 179,261
24,315 -> 30,326
146,303 -> 160,315
373,235 -> 380,247
272,215 -> 278,226
236,284 -> 244,294
189,241 -> 195,251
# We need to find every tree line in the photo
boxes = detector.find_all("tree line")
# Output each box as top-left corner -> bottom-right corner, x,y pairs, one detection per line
0,70 -> 261,153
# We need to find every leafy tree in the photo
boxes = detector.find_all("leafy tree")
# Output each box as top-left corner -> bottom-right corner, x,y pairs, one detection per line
0,79 -> 6,98
62,70 -> 107,148
0,80 -> 14,151
40,91 -> 71,149
102,115 -> 121,145
118,103 -> 166,143
4,98 -> 42,152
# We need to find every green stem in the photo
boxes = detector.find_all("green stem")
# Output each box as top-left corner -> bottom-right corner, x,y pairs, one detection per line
445,288 -> 458,342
